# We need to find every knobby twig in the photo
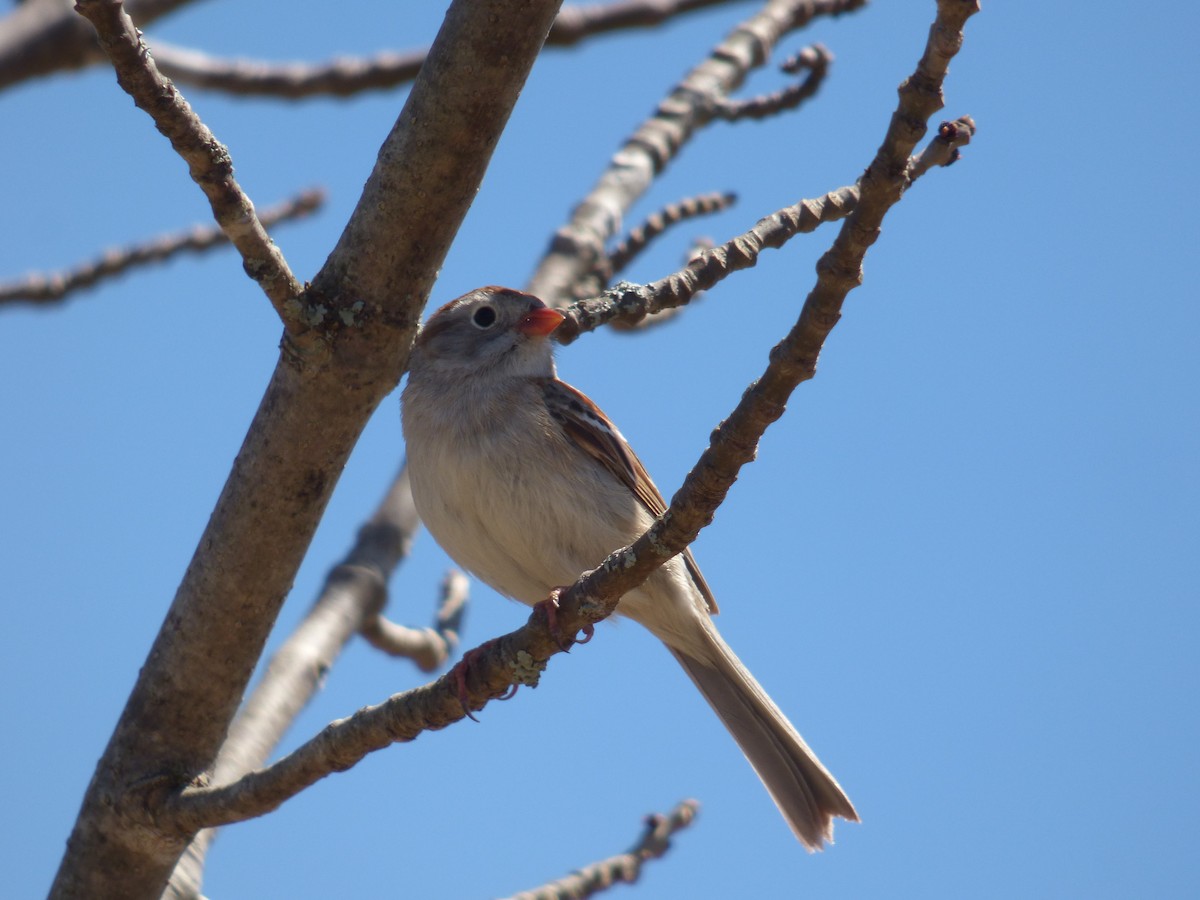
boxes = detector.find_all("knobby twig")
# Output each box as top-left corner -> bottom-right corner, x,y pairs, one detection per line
585,190 -> 736,292
506,801 -> 701,900
146,1 -> 749,98
527,0 -> 867,305
73,0 -> 305,325
585,195 -> 730,331
163,1 -> 976,834
0,189 -> 324,307
908,114 -> 974,178
360,569 -> 468,672
707,42 -> 832,121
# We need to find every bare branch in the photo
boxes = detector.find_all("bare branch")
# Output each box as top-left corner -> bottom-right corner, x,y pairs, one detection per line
149,40 -> 428,99
527,0 -> 867,305
505,801 -> 701,900
148,1 -> 752,98
73,0 -> 305,325
360,570 -> 468,672
0,189 -> 324,307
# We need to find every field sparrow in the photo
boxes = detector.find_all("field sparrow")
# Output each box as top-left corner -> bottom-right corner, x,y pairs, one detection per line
401,286 -> 857,849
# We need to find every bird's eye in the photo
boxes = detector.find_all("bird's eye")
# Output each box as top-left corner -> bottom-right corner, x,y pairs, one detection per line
471,305 -> 497,329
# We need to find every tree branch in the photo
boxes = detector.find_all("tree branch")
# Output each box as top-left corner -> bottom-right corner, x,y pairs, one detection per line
50,2 -> 565,897
0,189 -> 323,307
505,801 -> 701,900
527,0 -> 867,305
73,0 -> 305,325
149,1 -> 752,99
0,0 -> 748,95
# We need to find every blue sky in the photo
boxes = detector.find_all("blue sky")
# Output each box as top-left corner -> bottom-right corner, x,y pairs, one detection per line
2,1 -> 1197,897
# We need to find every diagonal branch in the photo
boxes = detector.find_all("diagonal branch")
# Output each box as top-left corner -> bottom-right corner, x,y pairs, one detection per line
505,801 -> 701,900
73,0 -> 305,325
527,0 -> 867,305
164,0 -> 976,824
0,189 -> 324,307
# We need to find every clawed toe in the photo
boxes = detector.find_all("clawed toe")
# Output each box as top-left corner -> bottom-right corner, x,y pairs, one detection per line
452,654 -> 481,722
452,642 -> 521,720
535,589 -> 591,651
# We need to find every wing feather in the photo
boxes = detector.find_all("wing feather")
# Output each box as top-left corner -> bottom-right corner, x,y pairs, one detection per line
545,379 -> 718,614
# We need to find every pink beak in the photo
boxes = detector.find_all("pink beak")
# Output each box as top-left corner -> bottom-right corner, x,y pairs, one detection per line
517,307 -> 565,337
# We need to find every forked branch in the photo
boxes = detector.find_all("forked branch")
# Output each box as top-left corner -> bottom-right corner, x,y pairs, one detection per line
73,0 -> 305,324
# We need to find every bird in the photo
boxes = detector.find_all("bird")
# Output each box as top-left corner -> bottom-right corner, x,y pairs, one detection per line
400,285 -> 857,849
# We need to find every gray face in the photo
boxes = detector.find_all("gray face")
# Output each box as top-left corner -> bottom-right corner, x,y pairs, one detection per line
409,287 -> 556,381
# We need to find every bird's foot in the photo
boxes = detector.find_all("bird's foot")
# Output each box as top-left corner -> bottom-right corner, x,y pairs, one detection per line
452,641 -> 519,722
535,589 -> 594,651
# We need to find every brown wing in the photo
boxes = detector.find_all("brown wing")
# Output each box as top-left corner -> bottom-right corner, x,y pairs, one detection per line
545,379 -> 718,614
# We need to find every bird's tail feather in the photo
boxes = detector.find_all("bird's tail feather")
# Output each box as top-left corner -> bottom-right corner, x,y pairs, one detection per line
668,623 -> 857,850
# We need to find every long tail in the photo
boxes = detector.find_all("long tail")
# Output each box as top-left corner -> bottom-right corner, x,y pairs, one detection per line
668,622 -> 858,850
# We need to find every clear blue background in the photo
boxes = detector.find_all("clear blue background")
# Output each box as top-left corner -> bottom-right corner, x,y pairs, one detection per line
2,1 -> 1197,897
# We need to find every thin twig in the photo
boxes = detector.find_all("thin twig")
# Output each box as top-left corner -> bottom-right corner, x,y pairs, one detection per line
527,0 -> 867,305
0,0 -> 196,91
585,190 -> 736,291
163,0 -> 976,835
146,1 -> 749,98
506,801 -> 701,900
0,189 -> 324,307
907,114 -> 975,179
73,0 -> 305,325
708,42 -> 832,121
360,570 -> 468,672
